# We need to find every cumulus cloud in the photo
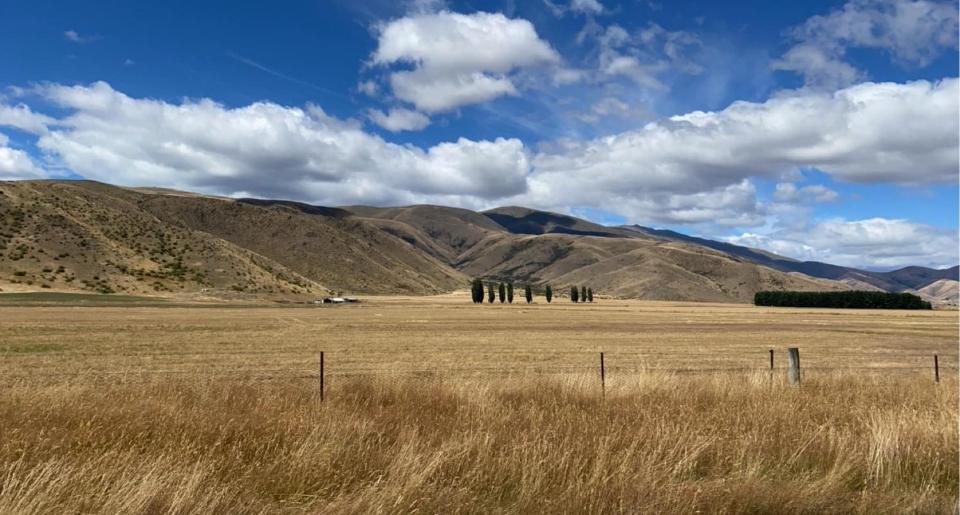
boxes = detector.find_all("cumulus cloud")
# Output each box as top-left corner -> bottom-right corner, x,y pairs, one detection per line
544,0 -> 604,17
531,78 -> 956,212
773,182 -> 839,203
523,77 -> 956,224
774,0 -> 959,87
0,133 -> 45,179
729,218 -> 959,269
0,103 -> 54,135
368,107 -> 431,132
33,81 -> 530,205
5,77 -> 956,235
371,11 -> 559,112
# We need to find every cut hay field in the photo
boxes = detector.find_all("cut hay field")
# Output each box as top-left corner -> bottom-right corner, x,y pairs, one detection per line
0,293 -> 957,513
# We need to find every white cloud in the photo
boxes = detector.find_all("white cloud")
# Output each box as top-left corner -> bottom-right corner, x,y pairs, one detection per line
774,0 -> 959,87
552,67 -> 587,85
0,133 -> 45,179
544,0 -> 604,16
64,29 -> 101,44
525,78 -> 956,224
583,23 -> 703,90
773,182 -> 839,203
729,218 -> 959,269
5,77 -> 955,238
571,0 -> 604,13
576,96 -> 648,123
357,80 -> 378,96
772,44 -> 864,89
0,103 -> 54,135
389,71 -> 518,112
368,107 -> 431,132
371,11 -> 559,112
33,81 -> 530,204
406,0 -> 447,13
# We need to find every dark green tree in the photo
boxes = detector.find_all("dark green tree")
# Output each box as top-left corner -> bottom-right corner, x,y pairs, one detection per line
524,284 -> 532,303
571,286 -> 579,303
498,282 -> 506,303
587,287 -> 593,303
487,283 -> 495,303
580,286 -> 587,302
545,285 -> 553,303
471,278 -> 484,303
753,290 -> 931,310
507,283 -> 514,303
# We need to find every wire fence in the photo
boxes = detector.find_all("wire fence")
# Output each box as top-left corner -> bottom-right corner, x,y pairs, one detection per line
0,350 -> 953,389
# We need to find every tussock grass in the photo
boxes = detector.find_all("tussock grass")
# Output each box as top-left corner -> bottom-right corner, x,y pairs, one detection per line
0,373 -> 955,513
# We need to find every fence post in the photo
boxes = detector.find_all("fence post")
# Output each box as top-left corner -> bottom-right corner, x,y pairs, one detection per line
600,352 -> 605,398
319,351 -> 325,402
934,354 -> 939,384
769,349 -> 774,382
787,347 -> 800,385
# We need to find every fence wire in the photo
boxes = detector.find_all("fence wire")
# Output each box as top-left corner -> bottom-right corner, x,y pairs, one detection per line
0,358 -> 953,387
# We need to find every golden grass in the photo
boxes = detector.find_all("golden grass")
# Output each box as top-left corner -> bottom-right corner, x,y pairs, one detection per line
0,294 -> 956,513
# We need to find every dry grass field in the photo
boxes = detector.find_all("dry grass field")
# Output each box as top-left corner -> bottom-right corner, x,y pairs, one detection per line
0,293 -> 956,513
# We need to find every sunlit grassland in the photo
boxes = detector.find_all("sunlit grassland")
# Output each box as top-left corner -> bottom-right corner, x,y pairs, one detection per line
0,294 -> 956,513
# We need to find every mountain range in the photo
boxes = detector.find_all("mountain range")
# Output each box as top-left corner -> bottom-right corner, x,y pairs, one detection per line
0,180 -> 956,305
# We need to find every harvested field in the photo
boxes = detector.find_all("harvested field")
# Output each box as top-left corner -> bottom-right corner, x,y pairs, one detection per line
0,293 -> 956,512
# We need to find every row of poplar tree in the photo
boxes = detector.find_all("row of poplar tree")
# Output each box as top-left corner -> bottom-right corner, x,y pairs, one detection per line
470,279 -> 594,304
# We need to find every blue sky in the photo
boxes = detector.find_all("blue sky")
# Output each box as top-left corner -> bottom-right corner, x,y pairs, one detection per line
0,0 -> 957,270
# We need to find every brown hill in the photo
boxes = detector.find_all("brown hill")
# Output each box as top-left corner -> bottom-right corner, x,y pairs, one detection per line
624,225 -> 959,292
5,181 -> 936,303
0,181 -> 465,298
346,205 -> 845,302
0,181 -> 326,298
347,204 -> 507,262
916,279 -> 959,306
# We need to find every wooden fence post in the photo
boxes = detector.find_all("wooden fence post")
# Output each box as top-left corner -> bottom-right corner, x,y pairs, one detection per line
600,352 -> 605,398
319,351 -> 325,402
787,347 -> 800,385
934,354 -> 939,384
769,349 -> 774,382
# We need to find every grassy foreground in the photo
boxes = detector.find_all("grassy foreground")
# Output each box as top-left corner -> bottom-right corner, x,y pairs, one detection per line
0,373 -> 955,513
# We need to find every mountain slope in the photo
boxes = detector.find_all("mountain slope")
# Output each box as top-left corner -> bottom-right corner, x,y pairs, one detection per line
351,205 -> 848,302
482,206 -> 636,238
916,279 -> 959,306
3,180 -> 950,303
0,181 -> 465,297
0,181 -> 328,297
622,225 -> 958,292
134,194 -> 466,294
